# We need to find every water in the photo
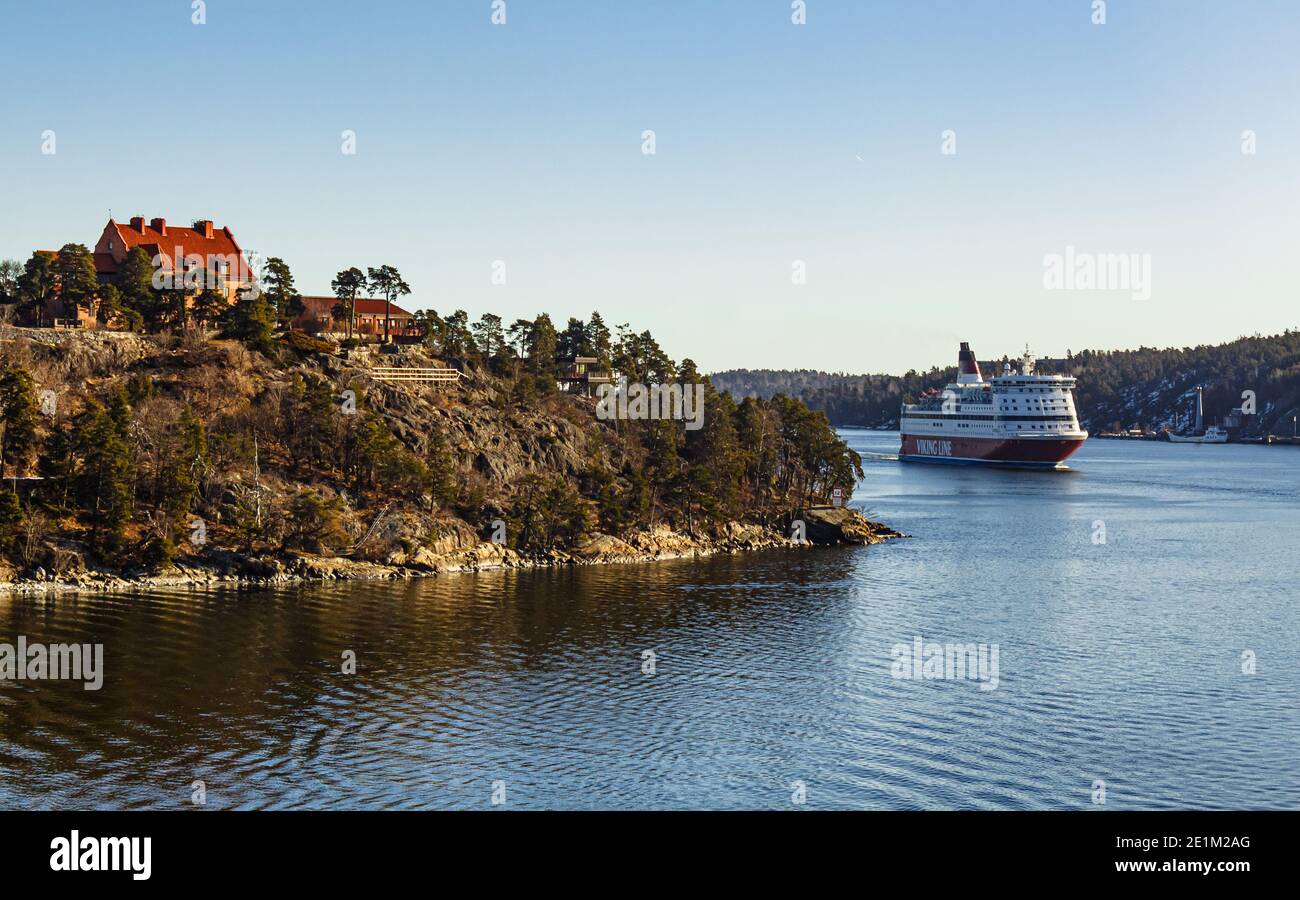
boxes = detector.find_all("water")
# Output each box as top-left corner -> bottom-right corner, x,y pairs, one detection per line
1,432 -> 1297,810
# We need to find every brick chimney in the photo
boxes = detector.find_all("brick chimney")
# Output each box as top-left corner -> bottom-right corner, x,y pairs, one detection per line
151,217 -> 167,236
130,215 -> 145,232
195,219 -> 214,239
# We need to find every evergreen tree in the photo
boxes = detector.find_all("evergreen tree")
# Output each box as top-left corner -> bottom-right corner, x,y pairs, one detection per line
642,418 -> 682,526
74,391 -> 134,562
221,286 -> 278,354
114,247 -> 161,328
529,313 -> 559,390
347,413 -> 427,495
280,374 -> 338,470
260,256 -> 297,324
366,265 -> 411,343
0,488 -> 21,556
330,266 -> 366,338
191,288 -> 226,328
411,308 -> 446,351
53,243 -> 99,319
0,366 -> 39,478
16,252 -> 57,327
96,283 -> 133,328
586,311 -> 612,366
425,423 -> 457,508
38,418 -> 78,513
440,310 -> 475,357
684,388 -> 743,528
557,317 -> 590,360
472,313 -> 506,361
283,490 -> 349,553
162,407 -> 206,535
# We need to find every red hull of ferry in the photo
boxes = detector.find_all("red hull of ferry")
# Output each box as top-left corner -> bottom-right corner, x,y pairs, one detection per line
899,433 -> 1086,466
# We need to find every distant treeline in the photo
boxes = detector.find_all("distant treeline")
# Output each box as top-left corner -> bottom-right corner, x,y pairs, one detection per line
706,368 -> 951,429
710,330 -> 1300,434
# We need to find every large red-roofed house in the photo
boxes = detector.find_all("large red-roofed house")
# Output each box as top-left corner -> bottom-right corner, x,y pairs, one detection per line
94,216 -> 255,300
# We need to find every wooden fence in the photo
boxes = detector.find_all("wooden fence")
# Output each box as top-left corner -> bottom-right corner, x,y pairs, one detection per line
368,367 -> 462,384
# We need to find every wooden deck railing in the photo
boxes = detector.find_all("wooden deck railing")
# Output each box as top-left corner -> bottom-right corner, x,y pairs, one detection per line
368,367 -> 462,384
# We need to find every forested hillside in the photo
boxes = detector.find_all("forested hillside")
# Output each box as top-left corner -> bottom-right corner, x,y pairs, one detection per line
1038,332 -> 1300,434
0,319 -> 863,580
711,331 -> 1300,435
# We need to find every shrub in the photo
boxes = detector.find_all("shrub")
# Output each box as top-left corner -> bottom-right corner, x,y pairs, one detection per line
282,330 -> 338,356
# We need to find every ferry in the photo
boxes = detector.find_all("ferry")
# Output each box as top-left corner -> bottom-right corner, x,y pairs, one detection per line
899,342 -> 1088,467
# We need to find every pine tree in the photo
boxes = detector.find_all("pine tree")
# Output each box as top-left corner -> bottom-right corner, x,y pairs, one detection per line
529,313 -> 559,391
586,311 -> 612,366
53,243 -> 99,319
281,374 -> 338,470
0,488 -> 21,557
16,252 -> 57,327
283,490 -> 349,553
260,257 -> 297,324
366,265 -> 411,344
330,266 -> 366,339
0,366 -> 39,478
425,423 -> 457,508
682,388 -> 742,528
191,288 -> 226,328
160,407 -> 206,542
115,247 -> 161,328
472,313 -> 506,361
39,418 -> 78,513
74,392 -> 134,562
221,286 -> 278,354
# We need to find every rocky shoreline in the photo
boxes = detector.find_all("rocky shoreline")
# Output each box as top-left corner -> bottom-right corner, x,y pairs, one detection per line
0,507 -> 902,595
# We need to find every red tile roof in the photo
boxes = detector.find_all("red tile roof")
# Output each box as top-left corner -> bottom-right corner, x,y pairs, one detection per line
109,218 -> 251,276
298,295 -> 413,318
354,298 -> 413,317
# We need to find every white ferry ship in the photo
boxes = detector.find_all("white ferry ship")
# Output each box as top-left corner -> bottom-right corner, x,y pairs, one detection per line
899,342 -> 1088,467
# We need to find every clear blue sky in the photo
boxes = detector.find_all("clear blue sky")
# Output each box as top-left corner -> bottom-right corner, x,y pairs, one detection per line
2,0 -> 1298,373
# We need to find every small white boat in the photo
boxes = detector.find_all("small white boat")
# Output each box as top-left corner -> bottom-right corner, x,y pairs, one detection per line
1167,425 -> 1230,444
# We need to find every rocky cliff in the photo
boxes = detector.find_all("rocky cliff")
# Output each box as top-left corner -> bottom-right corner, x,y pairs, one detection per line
0,327 -> 901,593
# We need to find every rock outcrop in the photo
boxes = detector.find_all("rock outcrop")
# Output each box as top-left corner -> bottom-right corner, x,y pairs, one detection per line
0,509 -> 904,594
798,506 -> 905,545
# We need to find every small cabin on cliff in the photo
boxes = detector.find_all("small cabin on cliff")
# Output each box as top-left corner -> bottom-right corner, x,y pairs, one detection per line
558,356 -> 613,395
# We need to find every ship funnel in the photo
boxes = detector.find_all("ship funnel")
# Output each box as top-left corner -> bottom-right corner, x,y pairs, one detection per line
957,341 -> 983,384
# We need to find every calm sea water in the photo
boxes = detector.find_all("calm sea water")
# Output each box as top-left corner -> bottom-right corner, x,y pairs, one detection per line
2,432 -> 1297,810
